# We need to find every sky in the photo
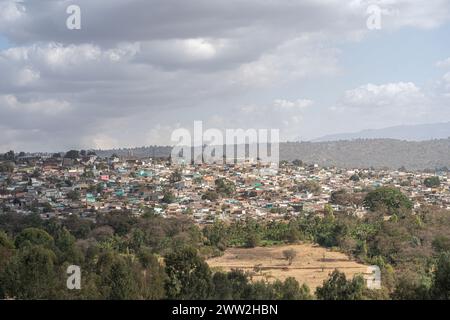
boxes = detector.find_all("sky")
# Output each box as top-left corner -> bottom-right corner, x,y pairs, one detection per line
0,0 -> 450,152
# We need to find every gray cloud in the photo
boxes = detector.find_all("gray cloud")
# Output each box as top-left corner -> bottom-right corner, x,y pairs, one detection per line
0,0 -> 449,151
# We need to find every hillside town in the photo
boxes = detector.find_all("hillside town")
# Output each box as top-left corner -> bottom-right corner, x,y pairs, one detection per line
0,150 -> 449,224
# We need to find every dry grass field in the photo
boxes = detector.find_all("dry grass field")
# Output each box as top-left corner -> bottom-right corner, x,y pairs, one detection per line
207,243 -> 369,289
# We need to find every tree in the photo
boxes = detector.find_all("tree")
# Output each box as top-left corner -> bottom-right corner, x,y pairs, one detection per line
4,150 -> 15,161
0,232 -> 15,299
226,269 -> 252,299
15,228 -> 54,249
431,253 -> 450,299
98,253 -> 140,300
424,176 -> 440,188
432,236 -> 450,254
170,169 -> 182,183
315,270 -> 367,300
203,221 -> 229,250
64,150 -> 80,159
274,277 -> 312,300
2,245 -> 59,299
215,178 -> 235,196
202,190 -> 219,202
282,249 -> 297,265
212,272 -> 233,299
245,231 -> 260,248
53,227 -> 82,264
330,189 -> 354,206
164,246 -> 212,299
0,162 -> 14,173
67,190 -> 81,201
137,249 -> 166,299
391,272 -> 430,300
162,191 -> 176,204
286,225 -> 300,244
364,187 -> 412,215
296,180 -> 321,195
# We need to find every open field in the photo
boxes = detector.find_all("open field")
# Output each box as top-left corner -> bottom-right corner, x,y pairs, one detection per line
207,243 -> 369,290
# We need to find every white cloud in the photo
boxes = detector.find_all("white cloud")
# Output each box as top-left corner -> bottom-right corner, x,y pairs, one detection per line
0,94 -> 70,115
0,1 -> 25,23
233,36 -> 341,87
436,57 -> 450,68
333,82 -> 432,127
274,99 -> 314,110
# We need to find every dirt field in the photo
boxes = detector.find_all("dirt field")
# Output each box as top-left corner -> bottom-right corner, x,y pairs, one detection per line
207,243 -> 369,289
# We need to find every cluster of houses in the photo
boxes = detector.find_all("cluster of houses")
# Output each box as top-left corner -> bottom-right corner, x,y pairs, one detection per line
1,153 -> 449,224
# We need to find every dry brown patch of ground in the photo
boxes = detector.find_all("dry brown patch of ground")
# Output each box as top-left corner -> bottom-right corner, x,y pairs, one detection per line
207,243 -> 369,289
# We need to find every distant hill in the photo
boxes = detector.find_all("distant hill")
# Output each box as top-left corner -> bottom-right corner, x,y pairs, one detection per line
280,139 -> 450,170
96,138 -> 450,171
313,122 -> 450,142
94,146 -> 172,159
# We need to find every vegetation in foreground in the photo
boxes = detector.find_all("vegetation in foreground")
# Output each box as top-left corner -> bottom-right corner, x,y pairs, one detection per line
0,186 -> 450,300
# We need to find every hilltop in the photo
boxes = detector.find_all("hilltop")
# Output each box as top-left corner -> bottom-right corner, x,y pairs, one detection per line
94,138 -> 450,171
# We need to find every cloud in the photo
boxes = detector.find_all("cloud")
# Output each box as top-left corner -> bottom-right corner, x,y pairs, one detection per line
0,0 -> 449,150
436,57 -> 450,68
273,99 -> 314,110
331,82 -> 433,128
0,94 -> 70,115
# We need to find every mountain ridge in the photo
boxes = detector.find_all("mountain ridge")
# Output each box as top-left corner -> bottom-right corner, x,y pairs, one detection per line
312,122 -> 450,142
94,138 -> 450,171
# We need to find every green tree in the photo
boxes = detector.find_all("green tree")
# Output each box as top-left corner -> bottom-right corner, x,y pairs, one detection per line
424,176 -> 441,188
274,277 -> 312,300
67,190 -> 81,201
432,236 -> 450,254
54,227 -> 82,264
315,270 -> 367,300
137,249 -> 166,299
245,231 -> 261,248
202,190 -> 219,202
431,253 -> 450,299
212,272 -> 233,300
391,272 -> 430,300
0,232 -> 15,298
99,254 -> 140,300
64,150 -> 80,159
162,191 -> 176,204
164,246 -> 212,299
364,187 -> 412,215
3,245 -> 59,299
296,180 -> 321,195
15,228 -> 54,249
215,178 -> 235,196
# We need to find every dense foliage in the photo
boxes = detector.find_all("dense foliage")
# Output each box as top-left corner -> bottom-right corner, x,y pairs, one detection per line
0,192 -> 449,300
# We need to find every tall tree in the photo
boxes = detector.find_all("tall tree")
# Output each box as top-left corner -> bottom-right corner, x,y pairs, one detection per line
3,245 -> 59,299
164,246 -> 212,299
316,270 -> 367,300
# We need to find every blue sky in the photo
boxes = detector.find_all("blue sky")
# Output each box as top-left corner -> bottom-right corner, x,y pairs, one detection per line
0,35 -> 10,49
